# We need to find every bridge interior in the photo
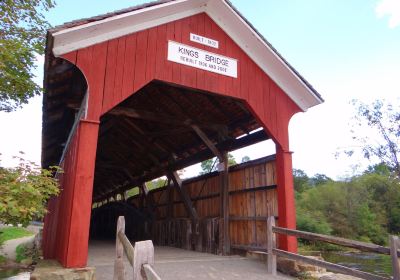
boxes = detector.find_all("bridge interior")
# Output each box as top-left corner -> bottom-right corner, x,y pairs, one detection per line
87,80 -> 276,254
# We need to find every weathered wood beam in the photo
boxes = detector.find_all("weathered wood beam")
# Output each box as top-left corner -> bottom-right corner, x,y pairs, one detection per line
167,179 -> 173,220
168,171 -> 198,221
109,107 -> 226,131
219,152 -> 230,255
139,183 -> 156,213
191,124 -> 223,161
274,249 -> 389,280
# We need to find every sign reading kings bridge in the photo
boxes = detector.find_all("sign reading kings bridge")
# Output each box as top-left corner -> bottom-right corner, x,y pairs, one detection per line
167,41 -> 238,78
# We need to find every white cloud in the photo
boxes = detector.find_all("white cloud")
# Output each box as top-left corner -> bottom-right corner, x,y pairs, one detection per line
376,0 -> 400,28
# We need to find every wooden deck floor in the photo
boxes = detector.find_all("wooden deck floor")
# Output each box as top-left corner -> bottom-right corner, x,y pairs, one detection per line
88,240 -> 292,280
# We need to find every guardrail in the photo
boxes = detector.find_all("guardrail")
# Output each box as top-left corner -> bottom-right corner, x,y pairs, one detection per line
114,216 -> 161,280
267,216 -> 400,280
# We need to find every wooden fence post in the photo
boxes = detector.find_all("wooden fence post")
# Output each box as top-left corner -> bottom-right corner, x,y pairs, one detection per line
390,235 -> 400,280
114,216 -> 126,280
267,216 -> 277,275
133,240 -> 155,280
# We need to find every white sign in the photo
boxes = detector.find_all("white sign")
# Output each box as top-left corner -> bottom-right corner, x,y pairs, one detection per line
190,33 -> 219,49
167,41 -> 237,78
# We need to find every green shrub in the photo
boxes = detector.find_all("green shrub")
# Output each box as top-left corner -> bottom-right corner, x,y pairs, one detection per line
15,244 -> 28,263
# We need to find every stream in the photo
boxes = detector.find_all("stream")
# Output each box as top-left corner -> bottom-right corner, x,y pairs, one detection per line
321,251 -> 392,277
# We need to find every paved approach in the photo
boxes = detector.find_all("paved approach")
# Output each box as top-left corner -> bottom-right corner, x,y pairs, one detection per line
88,240 -> 292,280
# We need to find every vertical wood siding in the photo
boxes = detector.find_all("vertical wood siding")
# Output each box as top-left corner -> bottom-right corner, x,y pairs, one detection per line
43,126 -> 80,264
128,158 -> 277,251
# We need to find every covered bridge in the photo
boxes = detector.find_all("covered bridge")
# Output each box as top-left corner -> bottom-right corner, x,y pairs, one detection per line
41,0 -> 323,268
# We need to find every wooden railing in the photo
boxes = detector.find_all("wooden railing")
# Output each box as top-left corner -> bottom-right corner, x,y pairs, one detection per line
267,216 -> 400,280
114,216 -> 161,280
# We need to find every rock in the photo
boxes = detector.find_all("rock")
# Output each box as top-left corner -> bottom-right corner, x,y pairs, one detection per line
30,259 -> 95,280
20,257 -> 33,266
277,255 -> 326,276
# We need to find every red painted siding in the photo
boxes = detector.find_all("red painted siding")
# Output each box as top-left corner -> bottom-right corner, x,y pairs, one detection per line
66,13 -> 301,149
43,120 -> 99,267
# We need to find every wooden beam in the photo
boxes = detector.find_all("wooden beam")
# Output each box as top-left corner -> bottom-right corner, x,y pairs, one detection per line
220,152 -> 230,255
168,171 -> 198,221
191,124 -> 223,161
167,179 -> 173,220
109,107 -> 226,131
139,183 -> 156,213
274,249 -> 389,280
273,226 -> 394,256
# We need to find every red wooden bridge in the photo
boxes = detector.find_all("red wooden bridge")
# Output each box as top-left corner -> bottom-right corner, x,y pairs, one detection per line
40,0 -> 323,274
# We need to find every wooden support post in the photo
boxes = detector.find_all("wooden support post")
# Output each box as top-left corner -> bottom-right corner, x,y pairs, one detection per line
169,171 -> 198,221
139,183 -> 155,212
267,216 -> 277,275
64,120 -> 100,267
219,152 -> 230,255
390,235 -> 400,280
114,216 -> 126,280
276,145 -> 298,252
167,179 -> 173,220
133,240 -> 155,280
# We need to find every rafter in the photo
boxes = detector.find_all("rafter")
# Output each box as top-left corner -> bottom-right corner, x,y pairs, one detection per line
191,124 -> 223,161
109,107 -> 226,131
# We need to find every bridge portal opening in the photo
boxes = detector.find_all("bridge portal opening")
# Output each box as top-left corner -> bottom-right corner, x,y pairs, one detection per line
88,80 -> 278,253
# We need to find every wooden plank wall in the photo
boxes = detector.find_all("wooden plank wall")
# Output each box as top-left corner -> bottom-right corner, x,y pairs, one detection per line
128,156 -> 278,253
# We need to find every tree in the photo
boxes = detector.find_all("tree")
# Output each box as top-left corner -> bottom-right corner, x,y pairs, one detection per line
0,0 -> 55,112
241,156 -> 250,163
309,174 -> 333,187
0,153 -> 60,226
200,153 -> 237,174
293,169 -> 310,193
349,99 -> 400,177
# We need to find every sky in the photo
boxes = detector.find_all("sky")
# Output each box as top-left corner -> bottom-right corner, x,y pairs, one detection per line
0,0 -> 399,180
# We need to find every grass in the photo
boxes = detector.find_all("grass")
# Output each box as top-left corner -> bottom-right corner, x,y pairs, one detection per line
0,255 -> 6,264
15,244 -> 28,263
0,227 -> 34,245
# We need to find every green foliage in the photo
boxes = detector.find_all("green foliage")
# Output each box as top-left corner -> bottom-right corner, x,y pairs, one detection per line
0,255 -> 6,264
126,179 -> 167,198
0,153 -> 60,226
293,169 -> 310,193
296,170 -> 399,246
0,226 -> 33,246
146,178 -> 168,190
0,0 -> 55,111
348,99 -> 400,178
200,153 -> 237,174
241,156 -> 250,163
15,244 -> 28,263
297,211 -> 332,235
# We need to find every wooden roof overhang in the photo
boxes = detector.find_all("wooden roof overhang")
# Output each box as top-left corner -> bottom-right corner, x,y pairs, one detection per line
93,80 -> 268,202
